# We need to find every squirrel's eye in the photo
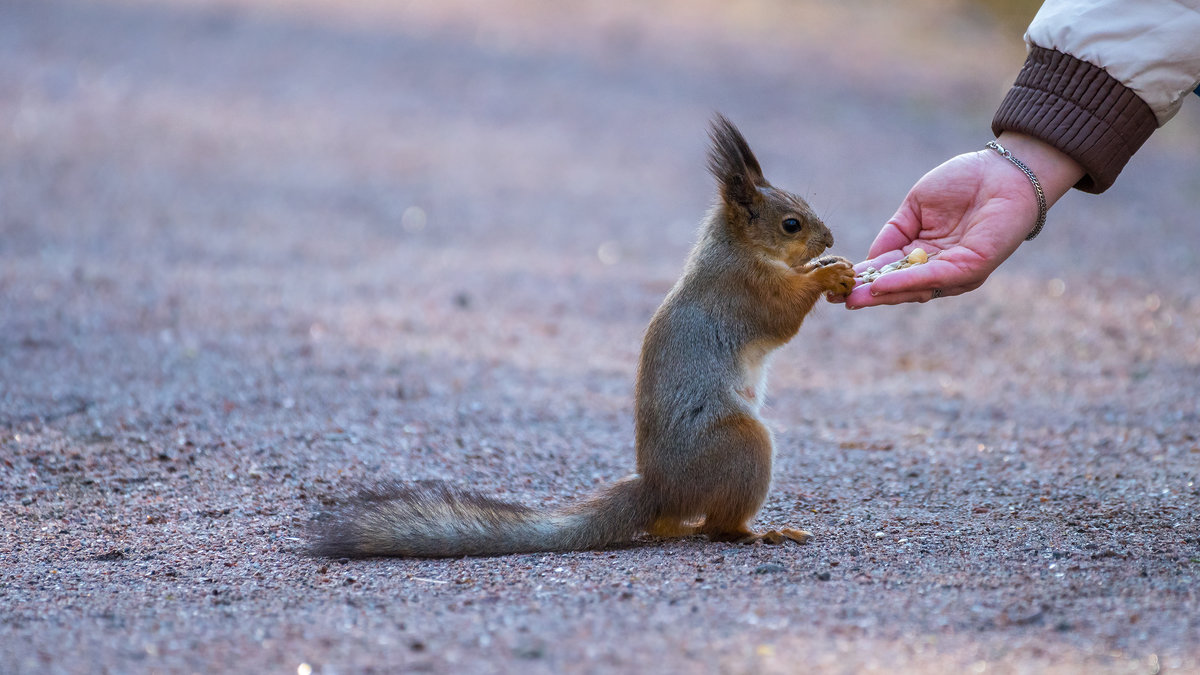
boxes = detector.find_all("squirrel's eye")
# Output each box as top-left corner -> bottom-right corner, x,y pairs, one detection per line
782,218 -> 802,234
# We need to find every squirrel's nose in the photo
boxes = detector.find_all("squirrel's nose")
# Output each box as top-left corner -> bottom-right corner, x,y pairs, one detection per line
823,233 -> 834,249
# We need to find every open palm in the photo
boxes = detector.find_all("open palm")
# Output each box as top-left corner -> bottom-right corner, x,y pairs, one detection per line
842,149 -> 1042,308
840,147 -> 1056,307
840,132 -> 1084,309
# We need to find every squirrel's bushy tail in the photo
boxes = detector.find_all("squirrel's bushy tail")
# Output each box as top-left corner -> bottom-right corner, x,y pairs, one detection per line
308,475 -> 657,558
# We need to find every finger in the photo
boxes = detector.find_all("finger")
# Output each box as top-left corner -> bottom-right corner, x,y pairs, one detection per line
850,288 -> 936,307
845,284 -> 939,308
860,258 -> 963,297
842,263 -> 945,308
845,280 -> 981,309
852,249 -> 906,275
866,209 -> 919,259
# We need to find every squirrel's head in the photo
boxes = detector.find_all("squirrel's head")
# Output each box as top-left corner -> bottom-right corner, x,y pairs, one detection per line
707,114 -> 834,267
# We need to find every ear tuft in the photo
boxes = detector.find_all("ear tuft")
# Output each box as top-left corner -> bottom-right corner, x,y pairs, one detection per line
707,114 -> 766,206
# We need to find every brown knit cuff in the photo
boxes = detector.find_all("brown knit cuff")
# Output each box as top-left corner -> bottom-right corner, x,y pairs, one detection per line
992,46 -> 1158,194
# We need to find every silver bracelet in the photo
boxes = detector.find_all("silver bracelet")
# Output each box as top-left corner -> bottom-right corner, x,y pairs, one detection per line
986,140 -> 1047,241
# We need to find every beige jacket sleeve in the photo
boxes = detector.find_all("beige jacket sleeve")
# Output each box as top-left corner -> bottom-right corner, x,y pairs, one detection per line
1027,0 -> 1200,125
993,0 -> 1200,192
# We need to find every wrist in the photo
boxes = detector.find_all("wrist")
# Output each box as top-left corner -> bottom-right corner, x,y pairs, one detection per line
993,131 -> 1085,209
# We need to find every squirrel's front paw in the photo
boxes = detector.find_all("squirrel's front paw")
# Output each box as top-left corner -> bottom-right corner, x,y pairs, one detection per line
811,255 -> 852,269
808,258 -> 855,296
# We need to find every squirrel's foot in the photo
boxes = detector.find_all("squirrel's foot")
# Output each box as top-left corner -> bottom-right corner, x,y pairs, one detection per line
705,527 -> 812,545
761,528 -> 813,545
703,526 -> 757,543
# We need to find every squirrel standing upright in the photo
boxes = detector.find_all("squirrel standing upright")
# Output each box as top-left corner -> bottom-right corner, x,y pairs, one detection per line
310,115 -> 855,558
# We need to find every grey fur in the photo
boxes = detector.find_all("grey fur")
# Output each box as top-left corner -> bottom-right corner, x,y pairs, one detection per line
309,476 -> 655,558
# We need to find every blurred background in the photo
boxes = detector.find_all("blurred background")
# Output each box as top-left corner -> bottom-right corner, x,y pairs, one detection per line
4,0 -> 1196,280
4,0 -> 1196,266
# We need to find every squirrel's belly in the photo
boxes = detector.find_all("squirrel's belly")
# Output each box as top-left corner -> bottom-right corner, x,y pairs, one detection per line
735,340 -> 775,411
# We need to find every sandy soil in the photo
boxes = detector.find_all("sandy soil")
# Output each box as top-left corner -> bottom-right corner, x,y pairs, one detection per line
2,0 -> 1199,673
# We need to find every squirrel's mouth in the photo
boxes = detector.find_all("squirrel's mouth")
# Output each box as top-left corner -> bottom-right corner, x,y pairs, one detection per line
805,239 -> 832,262
779,236 -> 834,268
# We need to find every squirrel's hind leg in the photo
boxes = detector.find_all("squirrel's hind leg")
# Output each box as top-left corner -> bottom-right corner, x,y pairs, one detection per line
645,516 -> 701,538
691,413 -> 775,544
690,414 -> 812,546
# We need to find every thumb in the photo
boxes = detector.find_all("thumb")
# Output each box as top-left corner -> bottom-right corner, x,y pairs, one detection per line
867,203 -> 920,259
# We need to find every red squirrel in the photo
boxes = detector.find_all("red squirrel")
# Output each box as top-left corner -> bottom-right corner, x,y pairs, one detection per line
310,115 -> 854,557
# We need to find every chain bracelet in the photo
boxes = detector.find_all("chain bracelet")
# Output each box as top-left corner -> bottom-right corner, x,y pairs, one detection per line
986,140 -> 1047,241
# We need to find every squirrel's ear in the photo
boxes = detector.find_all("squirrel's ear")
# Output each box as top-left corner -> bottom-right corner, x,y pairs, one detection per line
707,114 -> 767,209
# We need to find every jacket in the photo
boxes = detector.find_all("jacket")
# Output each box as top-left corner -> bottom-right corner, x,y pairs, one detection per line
991,0 -> 1200,193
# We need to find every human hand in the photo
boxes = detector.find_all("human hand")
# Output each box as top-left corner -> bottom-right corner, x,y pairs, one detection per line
837,133 -> 1084,308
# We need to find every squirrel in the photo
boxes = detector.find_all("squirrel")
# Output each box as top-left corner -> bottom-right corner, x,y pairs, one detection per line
309,114 -> 855,558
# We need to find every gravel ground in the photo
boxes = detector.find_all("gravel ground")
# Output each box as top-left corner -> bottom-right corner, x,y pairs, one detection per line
2,1 -> 1199,673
